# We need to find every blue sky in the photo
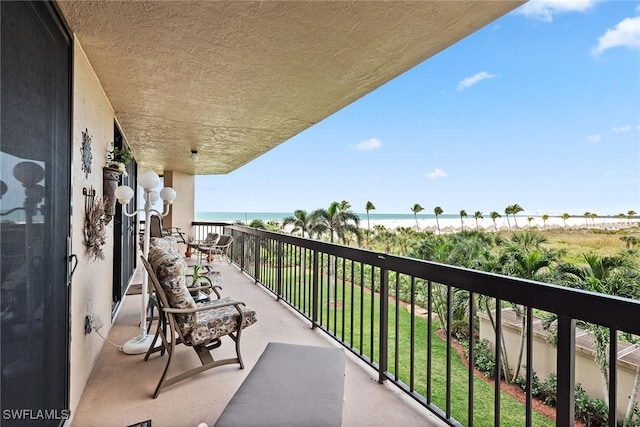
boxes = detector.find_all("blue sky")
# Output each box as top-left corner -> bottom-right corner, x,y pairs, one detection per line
196,0 -> 640,217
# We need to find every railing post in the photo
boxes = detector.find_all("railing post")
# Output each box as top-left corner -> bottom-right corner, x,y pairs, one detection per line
240,231 -> 245,271
276,241 -> 283,300
378,267 -> 389,384
556,315 -> 576,426
311,250 -> 319,329
608,328 -> 617,427
254,235 -> 260,284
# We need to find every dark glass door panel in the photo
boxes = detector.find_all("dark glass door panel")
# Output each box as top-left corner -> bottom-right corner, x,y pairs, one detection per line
112,124 -> 137,315
1,2 -> 71,425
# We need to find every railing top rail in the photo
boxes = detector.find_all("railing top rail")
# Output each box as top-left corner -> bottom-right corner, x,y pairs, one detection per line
195,223 -> 640,334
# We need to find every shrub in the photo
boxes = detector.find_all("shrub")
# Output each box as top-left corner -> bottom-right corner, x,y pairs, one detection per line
574,384 -> 608,426
516,370 -> 557,407
464,338 -> 496,378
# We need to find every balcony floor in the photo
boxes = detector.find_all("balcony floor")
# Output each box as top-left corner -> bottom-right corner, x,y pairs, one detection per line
71,261 -> 446,427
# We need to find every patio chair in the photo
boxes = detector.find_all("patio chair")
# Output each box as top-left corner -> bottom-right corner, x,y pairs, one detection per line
141,251 -> 257,398
147,237 -> 224,336
195,232 -> 219,262
203,234 -> 234,264
149,215 -> 187,244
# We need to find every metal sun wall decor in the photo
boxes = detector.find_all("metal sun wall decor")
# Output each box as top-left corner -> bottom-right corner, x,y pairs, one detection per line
80,128 -> 93,179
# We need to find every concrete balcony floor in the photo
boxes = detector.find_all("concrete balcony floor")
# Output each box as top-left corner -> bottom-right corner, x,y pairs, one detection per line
71,260 -> 446,427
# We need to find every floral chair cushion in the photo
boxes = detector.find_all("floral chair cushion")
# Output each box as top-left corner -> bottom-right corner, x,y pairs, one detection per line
151,237 -> 211,291
149,236 -> 180,260
150,251 -> 197,335
189,297 -> 258,346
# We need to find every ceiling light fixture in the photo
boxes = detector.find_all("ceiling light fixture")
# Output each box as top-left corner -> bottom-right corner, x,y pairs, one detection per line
190,150 -> 199,161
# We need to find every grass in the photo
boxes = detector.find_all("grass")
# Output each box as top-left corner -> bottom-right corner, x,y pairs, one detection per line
253,227 -> 639,425
496,226 -> 639,264
267,263 -> 555,426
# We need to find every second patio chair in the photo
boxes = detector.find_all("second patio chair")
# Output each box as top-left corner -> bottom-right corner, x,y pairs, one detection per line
205,234 -> 234,264
196,232 -> 220,263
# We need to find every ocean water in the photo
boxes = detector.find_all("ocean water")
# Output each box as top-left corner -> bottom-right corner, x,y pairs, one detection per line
196,211 -> 460,223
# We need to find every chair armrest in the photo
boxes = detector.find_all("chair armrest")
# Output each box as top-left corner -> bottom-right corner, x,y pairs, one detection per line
163,300 -> 245,314
169,227 -> 187,244
188,284 -> 222,298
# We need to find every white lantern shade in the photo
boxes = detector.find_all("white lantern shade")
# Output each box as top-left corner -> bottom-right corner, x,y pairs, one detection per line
114,185 -> 134,204
138,170 -> 160,190
148,190 -> 159,204
159,187 -> 176,203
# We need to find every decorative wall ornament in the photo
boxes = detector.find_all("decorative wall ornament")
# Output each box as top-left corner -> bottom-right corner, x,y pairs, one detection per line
83,186 -> 107,262
80,129 -> 93,179
102,166 -> 122,224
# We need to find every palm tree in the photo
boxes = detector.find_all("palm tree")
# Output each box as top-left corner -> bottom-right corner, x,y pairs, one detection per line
504,206 -> 512,229
282,209 -> 311,237
411,203 -> 424,230
434,206 -> 443,234
498,231 -> 560,383
583,211 -> 591,228
365,201 -> 375,231
541,214 -> 549,229
490,211 -> 501,231
459,209 -> 467,231
590,212 -> 598,227
556,253 -> 640,419
627,210 -> 636,227
365,201 -> 376,248
473,211 -> 483,231
510,204 -> 524,228
561,212 -> 570,228
395,227 -> 417,256
338,200 -> 351,210
527,216 -> 534,228
620,235 -> 638,249
310,201 -> 360,244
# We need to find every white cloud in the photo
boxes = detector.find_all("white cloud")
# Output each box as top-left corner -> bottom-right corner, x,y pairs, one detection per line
456,72 -> 497,91
426,168 -> 448,179
350,138 -> 382,151
613,125 -> 632,133
586,134 -> 601,143
592,16 -> 640,55
516,0 -> 599,22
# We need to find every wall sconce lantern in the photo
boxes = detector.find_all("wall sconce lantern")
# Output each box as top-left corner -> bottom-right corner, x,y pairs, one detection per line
190,150 -> 199,162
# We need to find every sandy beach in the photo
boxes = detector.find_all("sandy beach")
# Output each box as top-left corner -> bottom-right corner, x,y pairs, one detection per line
364,216 -> 631,234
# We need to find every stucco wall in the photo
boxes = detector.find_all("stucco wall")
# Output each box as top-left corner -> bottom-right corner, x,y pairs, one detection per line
69,39 -> 117,414
479,310 -> 639,419
163,170 -> 195,248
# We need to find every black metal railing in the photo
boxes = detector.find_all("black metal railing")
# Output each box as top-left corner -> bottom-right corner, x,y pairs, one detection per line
194,222 -> 640,427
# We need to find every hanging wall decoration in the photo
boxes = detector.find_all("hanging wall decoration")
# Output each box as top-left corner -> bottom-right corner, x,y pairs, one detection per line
80,129 -> 93,179
83,186 -> 107,262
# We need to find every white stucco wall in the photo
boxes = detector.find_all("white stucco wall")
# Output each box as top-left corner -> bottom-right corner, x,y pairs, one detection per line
69,39 -> 117,414
163,170 -> 195,248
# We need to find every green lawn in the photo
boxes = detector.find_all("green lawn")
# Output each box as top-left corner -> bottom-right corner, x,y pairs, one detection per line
263,262 -> 555,426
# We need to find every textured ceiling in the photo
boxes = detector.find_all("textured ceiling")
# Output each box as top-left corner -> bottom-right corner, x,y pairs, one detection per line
56,1 -> 523,176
